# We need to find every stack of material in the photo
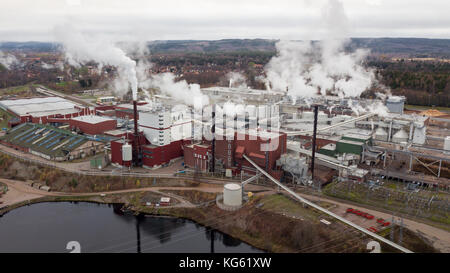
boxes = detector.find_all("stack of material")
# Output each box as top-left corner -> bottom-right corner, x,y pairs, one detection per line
419,109 -> 446,117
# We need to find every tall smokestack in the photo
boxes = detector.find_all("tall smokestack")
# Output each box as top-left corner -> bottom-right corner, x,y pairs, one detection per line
210,104 -> 216,173
133,100 -> 140,166
311,105 -> 319,181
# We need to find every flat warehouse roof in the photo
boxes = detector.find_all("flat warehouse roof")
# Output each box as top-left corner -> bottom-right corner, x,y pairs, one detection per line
0,97 -> 81,117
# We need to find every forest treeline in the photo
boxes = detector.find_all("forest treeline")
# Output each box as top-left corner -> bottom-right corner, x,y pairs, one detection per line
370,60 -> 450,107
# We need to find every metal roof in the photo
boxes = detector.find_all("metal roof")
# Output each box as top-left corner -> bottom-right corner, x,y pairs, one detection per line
72,115 -> 114,124
0,97 -> 81,117
0,123 -> 92,158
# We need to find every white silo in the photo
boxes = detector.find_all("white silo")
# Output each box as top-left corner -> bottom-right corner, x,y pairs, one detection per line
392,129 -> 408,143
122,143 -> 132,163
223,183 -> 242,207
444,136 -> 450,152
375,127 -> 388,141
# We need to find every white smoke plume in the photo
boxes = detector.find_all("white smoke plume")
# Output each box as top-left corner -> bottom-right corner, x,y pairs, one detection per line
0,51 -> 19,69
255,75 -> 271,91
226,72 -> 247,88
265,0 -> 378,101
349,99 -> 389,117
219,101 -> 246,118
148,73 -> 209,106
54,24 -> 138,100
41,62 -> 55,69
55,61 -> 65,71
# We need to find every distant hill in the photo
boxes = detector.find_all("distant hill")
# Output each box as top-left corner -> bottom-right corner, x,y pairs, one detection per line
349,38 -> 450,58
0,41 -> 59,52
148,38 -> 450,57
148,39 -> 277,53
2,38 -> 450,57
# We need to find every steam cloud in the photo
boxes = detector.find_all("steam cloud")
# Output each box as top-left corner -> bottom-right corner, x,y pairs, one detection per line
226,72 -> 247,88
55,24 -> 208,106
55,24 -> 139,100
0,51 -> 19,69
147,73 -> 209,106
265,0 -> 378,102
41,62 -> 55,69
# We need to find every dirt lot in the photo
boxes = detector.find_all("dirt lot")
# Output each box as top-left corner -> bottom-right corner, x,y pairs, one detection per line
160,189 -> 218,205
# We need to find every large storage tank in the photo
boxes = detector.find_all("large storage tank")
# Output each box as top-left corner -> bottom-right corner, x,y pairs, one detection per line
444,136 -> 450,152
386,96 -> 405,114
392,129 -> 408,143
122,143 -> 132,162
223,183 -> 242,207
375,127 -> 388,141
413,122 -> 427,145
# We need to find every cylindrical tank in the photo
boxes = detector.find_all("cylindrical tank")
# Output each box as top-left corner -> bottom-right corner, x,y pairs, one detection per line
392,129 -> 408,143
375,127 -> 388,141
444,136 -> 450,151
122,143 -> 132,162
223,183 -> 242,207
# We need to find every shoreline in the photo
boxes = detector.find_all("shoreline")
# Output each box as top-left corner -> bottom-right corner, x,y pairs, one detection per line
0,196 -> 267,253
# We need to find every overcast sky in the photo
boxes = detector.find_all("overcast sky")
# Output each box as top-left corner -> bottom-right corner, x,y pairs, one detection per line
0,0 -> 449,42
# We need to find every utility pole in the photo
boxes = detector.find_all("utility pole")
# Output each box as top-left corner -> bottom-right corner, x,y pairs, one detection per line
210,104 -> 216,173
311,105 -> 319,181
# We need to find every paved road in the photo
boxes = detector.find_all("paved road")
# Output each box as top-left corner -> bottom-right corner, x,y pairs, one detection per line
36,86 -> 97,107
0,178 -> 224,209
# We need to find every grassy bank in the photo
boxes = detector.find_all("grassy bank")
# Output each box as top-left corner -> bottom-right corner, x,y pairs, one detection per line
0,152 -> 198,193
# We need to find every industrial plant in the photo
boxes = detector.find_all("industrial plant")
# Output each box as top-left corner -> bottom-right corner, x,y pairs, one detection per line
1,86 -> 449,194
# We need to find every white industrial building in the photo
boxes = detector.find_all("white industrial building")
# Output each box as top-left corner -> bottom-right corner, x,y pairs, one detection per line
0,97 -> 83,118
201,86 -> 284,104
139,105 -> 192,146
115,103 -> 192,146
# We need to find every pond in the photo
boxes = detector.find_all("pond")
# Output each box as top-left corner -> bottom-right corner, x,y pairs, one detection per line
0,202 -> 262,253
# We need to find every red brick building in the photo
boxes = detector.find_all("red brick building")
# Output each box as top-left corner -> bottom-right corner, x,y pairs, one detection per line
183,143 -> 211,172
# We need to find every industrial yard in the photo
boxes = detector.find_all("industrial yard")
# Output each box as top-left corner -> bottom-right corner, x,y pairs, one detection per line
0,82 -> 449,254
0,0 -> 449,260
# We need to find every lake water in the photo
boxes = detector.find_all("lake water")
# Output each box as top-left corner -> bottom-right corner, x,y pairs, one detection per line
0,202 -> 262,253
